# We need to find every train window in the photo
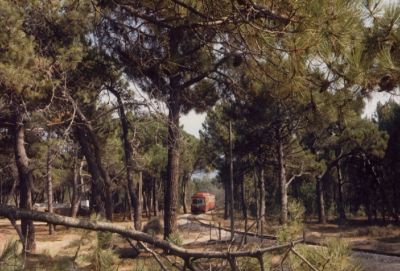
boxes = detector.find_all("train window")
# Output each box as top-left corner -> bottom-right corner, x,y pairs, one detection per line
192,198 -> 204,204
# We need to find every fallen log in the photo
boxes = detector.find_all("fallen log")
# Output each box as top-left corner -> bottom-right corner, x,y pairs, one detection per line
0,205 -> 304,269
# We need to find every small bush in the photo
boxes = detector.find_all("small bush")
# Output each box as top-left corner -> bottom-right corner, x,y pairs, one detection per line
166,232 -> 183,246
277,200 -> 305,242
285,239 -> 362,271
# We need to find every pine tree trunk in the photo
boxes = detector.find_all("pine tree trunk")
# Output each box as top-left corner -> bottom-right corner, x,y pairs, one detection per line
317,177 -> 326,224
229,121 -> 235,240
137,171 -> 143,229
164,95 -> 180,239
182,173 -> 189,214
224,179 -> 229,220
70,157 -> 82,218
75,126 -> 113,220
109,89 -> 141,229
46,145 -> 54,234
240,172 -> 247,220
259,169 -> 266,222
13,111 -> 36,252
336,163 -> 346,224
153,177 -> 158,217
277,133 -> 288,225
253,169 -> 260,234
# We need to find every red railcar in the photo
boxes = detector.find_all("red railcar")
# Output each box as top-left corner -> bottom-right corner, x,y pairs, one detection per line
191,192 -> 216,213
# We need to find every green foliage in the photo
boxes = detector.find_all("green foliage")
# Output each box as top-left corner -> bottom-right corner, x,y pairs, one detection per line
277,200 -> 305,242
286,239 -> 362,271
0,240 -> 22,271
166,232 -> 183,246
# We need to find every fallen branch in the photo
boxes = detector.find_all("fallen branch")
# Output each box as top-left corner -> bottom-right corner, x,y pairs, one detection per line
0,206 -> 303,264
138,241 -> 169,271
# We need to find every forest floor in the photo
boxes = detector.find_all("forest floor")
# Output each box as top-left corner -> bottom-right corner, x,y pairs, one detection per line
0,214 -> 400,270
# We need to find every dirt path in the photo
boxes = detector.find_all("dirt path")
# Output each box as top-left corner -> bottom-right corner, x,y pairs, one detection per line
353,251 -> 400,271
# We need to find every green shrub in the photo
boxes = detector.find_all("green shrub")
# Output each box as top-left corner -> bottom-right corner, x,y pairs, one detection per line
285,239 -> 362,271
166,232 -> 183,246
0,240 -> 22,271
277,200 -> 305,242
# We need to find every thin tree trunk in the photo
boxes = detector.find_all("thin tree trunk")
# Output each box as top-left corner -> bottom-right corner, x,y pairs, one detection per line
336,163 -> 346,224
182,173 -> 189,214
13,111 -> 36,252
240,172 -> 248,243
164,93 -> 180,239
253,169 -> 260,234
229,121 -> 234,240
75,126 -> 113,220
137,171 -> 143,229
70,156 -> 82,218
224,179 -> 229,220
153,178 -> 158,217
126,189 -> 133,221
259,169 -> 266,223
277,133 -> 288,225
67,93 -> 113,221
317,177 -> 326,224
240,172 -> 247,219
46,144 -> 54,234
109,88 -> 141,229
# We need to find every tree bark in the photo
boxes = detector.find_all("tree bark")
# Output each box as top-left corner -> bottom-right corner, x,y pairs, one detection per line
0,205 -> 303,260
229,121 -> 235,241
316,177 -> 326,224
336,163 -> 346,224
109,88 -> 141,230
253,169 -> 260,234
75,126 -> 113,220
164,91 -> 180,239
67,93 -> 113,221
240,172 -> 247,220
224,178 -> 229,220
13,111 -> 36,252
46,143 -> 54,234
277,132 -> 288,225
137,171 -> 143,229
259,169 -> 266,223
182,173 -> 189,214
70,156 -> 82,218
153,177 -> 158,217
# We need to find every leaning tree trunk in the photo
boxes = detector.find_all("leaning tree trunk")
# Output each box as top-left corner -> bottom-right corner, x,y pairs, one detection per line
164,93 -> 180,239
109,88 -> 141,230
13,111 -> 36,252
70,156 -> 82,218
68,93 -> 113,221
75,126 -> 113,221
46,144 -> 54,234
277,134 -> 288,225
